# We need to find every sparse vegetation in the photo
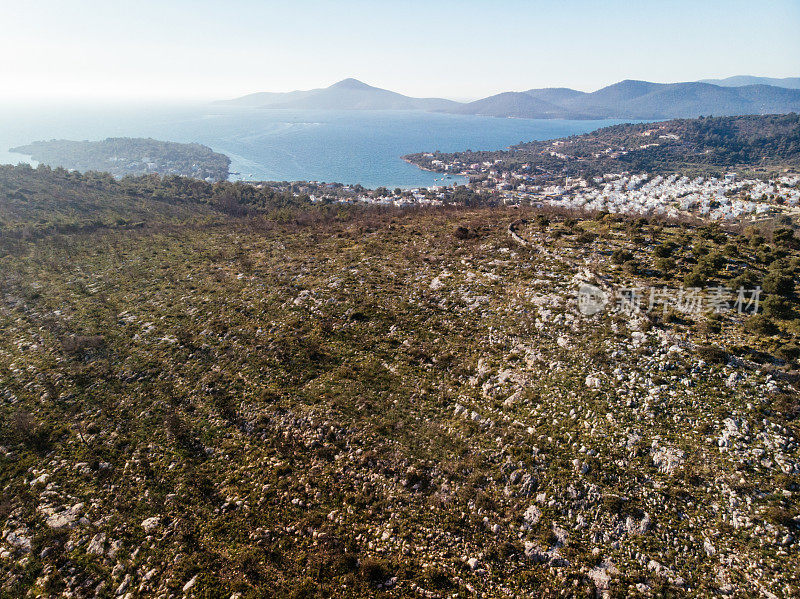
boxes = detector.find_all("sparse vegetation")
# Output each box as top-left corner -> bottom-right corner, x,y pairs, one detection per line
0,165 -> 798,597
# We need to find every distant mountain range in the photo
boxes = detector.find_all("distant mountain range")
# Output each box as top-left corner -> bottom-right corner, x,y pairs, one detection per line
698,75 -> 800,89
221,76 -> 800,120
220,78 -> 460,111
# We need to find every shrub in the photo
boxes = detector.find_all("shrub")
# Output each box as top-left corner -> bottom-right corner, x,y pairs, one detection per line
700,315 -> 722,335
698,251 -> 726,273
762,295 -> 794,320
756,247 -> 775,264
744,315 -> 777,335
422,568 -> 454,590
655,257 -> 675,276
622,259 -> 639,275
730,272 -> 758,290
776,342 -> 800,364
8,410 -> 53,453
653,242 -> 676,258
773,394 -> 800,422
762,271 -> 795,298
453,225 -> 474,240
684,269 -> 707,288
611,249 -> 633,264
61,335 -> 105,356
773,226 -> 798,249
764,506 -> 793,527
723,243 -> 739,257
360,558 -> 392,584
697,345 -> 728,364
534,215 -> 550,231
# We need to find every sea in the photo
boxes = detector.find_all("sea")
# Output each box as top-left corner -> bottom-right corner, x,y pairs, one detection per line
0,102 -> 631,189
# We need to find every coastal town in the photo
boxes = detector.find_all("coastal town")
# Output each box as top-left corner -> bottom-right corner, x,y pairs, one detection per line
267,169 -> 800,223
255,115 -> 800,222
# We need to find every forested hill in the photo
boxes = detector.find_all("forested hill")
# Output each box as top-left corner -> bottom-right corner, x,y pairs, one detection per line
10,138 -> 231,181
405,113 -> 800,177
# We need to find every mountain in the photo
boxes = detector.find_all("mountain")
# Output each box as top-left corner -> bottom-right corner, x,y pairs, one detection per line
222,77 -> 800,120
444,91 -> 577,119
445,80 -> 800,120
699,75 -> 800,89
221,78 -> 460,111
523,87 -> 588,105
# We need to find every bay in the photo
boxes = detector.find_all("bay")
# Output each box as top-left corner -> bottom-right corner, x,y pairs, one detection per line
0,102 -> 630,188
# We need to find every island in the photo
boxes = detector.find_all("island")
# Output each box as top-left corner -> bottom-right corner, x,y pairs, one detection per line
10,137 -> 231,181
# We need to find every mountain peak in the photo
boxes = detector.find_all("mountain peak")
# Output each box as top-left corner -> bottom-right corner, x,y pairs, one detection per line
329,78 -> 375,91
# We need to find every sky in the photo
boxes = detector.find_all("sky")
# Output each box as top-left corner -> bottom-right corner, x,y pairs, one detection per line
1,0 -> 799,102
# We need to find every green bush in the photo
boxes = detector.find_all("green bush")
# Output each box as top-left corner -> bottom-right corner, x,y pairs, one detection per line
756,247 -> 775,264
653,242 -> 676,258
723,243 -> 739,257
698,251 -> 726,274
744,315 -> 777,335
622,259 -> 639,274
773,226 -> 798,249
762,270 -> 795,298
776,342 -> 800,364
655,257 -> 675,276
762,295 -> 794,320
612,249 -> 634,265
730,272 -> 758,290
697,345 -> 728,364
684,269 -> 707,288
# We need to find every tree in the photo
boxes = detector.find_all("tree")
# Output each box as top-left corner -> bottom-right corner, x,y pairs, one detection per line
763,270 -> 795,298
684,269 -> 707,288
762,295 -> 793,320
773,227 -> 798,249
612,249 -> 633,265
744,314 -> 776,335
653,242 -> 676,258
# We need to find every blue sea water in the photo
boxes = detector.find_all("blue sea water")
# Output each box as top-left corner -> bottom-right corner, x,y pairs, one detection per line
0,102 -> 630,189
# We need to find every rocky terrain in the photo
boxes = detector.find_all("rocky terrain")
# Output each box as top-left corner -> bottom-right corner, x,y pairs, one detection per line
1,167 -> 799,597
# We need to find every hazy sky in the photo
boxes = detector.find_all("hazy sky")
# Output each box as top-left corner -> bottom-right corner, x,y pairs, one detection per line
2,0 -> 799,101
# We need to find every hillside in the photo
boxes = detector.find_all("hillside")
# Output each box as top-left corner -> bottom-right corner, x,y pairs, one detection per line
10,138 -> 231,181
0,164 -> 327,238
405,113 -> 800,178
0,165 -> 798,596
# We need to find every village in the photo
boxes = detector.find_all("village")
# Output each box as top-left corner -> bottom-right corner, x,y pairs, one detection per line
468,168 -> 800,220
272,168 -> 800,222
